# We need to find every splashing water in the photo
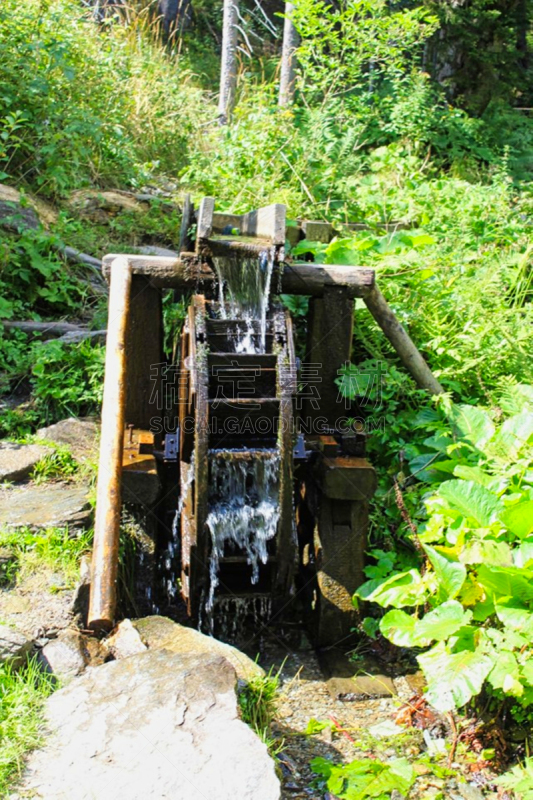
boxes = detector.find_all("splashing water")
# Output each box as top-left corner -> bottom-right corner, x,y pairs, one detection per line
205,452 -> 280,613
213,250 -> 274,353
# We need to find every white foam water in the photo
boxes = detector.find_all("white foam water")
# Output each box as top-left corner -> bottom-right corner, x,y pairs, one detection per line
205,452 -> 280,613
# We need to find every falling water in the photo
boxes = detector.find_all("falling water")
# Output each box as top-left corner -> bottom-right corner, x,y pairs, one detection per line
162,455 -> 195,601
213,249 -> 274,353
205,452 -> 280,615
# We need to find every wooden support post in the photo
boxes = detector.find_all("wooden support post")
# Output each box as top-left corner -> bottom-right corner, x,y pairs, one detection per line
124,276 -> 163,429
364,286 -> 444,396
304,286 -> 354,427
88,256 -> 132,632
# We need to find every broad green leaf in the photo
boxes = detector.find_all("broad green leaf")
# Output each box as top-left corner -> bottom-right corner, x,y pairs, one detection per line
438,480 -> 500,526
418,643 -> 495,711
410,233 -> 436,248
460,539 -> 512,566
356,569 -> 426,608
514,541 -> 533,568
499,501 -> 533,539
487,649 -> 522,694
414,600 -> 472,643
453,464 -> 493,487
363,758 -> 415,796
380,609 -> 424,647
492,411 -> 533,459
449,404 -> 495,450
423,544 -> 466,599
477,565 -> 533,603
495,598 -> 533,637
497,757 -> 533,798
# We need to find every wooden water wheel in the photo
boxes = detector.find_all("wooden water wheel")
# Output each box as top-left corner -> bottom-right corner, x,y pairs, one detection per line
177,294 -> 297,629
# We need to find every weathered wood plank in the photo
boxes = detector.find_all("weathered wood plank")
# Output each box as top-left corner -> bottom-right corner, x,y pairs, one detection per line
302,220 -> 333,243
196,196 -> 215,241
102,254 -> 375,297
124,276 -> 163,429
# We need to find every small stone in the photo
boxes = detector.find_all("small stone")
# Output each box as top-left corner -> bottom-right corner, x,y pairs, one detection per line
0,442 -> 53,482
0,623 -> 33,666
40,629 -> 87,681
459,784 -> 485,800
104,619 -> 147,660
368,720 -> 405,738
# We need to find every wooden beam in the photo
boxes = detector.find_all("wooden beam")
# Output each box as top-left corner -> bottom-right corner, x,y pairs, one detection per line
196,196 -> 215,242
102,254 -> 375,297
88,256 -> 132,633
364,286 -> 443,395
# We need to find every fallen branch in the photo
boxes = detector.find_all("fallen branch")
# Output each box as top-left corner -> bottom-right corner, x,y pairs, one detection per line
1,320 -> 107,345
1,320 -> 88,337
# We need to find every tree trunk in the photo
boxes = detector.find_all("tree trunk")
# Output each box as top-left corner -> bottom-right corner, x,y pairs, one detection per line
218,0 -> 239,124
279,3 -> 299,107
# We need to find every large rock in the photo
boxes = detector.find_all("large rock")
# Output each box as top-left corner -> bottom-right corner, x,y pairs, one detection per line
0,482 -> 92,528
0,442 -> 53,482
0,184 -> 57,229
132,615 -> 264,683
68,189 -> 149,223
0,623 -> 33,666
36,417 -> 99,463
23,650 -> 280,800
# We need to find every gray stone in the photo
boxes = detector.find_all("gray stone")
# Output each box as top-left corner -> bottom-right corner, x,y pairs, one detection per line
0,184 -> 57,229
0,442 -> 53,482
39,630 -> 87,681
132,615 -> 265,683
0,482 -> 92,528
22,650 -> 280,800
36,418 -> 99,463
103,619 -> 147,660
136,245 -> 178,257
459,785 -> 485,800
0,623 -> 33,666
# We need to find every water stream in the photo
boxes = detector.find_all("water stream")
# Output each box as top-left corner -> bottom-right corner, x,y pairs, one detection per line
172,246 -> 281,633
213,249 -> 274,353
205,453 -> 280,614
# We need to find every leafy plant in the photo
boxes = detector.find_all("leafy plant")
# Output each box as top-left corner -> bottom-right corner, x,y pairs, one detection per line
498,757 -> 533,800
311,755 -> 415,800
356,385 -> 533,721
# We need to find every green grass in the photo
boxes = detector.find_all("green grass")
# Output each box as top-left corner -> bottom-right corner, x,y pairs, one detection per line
0,526 -> 93,589
238,666 -> 282,749
30,444 -> 80,485
0,657 -> 55,797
